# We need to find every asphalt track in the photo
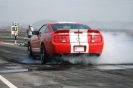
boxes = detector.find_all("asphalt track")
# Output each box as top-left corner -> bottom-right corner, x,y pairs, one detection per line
0,40 -> 133,88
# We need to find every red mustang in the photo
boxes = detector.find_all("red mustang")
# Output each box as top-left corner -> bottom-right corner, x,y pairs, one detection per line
28,22 -> 104,64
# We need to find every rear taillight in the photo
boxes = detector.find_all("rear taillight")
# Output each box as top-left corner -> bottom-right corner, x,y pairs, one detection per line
91,35 -> 102,42
88,35 -> 91,42
54,36 -> 67,43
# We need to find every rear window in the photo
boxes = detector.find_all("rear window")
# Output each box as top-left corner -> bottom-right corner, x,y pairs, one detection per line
51,23 -> 90,31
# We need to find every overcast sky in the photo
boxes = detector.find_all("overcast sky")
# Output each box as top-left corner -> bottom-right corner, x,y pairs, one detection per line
0,0 -> 133,24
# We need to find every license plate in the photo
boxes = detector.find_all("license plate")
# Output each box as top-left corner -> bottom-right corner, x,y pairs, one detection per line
74,46 -> 84,52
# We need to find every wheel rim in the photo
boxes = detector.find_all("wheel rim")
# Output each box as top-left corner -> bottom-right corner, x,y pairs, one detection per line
41,46 -> 45,63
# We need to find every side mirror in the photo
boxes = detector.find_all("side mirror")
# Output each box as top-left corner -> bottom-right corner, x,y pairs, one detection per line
32,31 -> 39,35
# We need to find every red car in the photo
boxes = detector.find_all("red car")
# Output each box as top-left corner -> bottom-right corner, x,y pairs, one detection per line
28,22 -> 104,64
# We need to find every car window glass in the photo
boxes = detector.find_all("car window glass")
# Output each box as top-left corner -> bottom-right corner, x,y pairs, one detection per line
78,26 -> 85,29
51,24 -> 90,31
39,25 -> 47,34
44,27 -> 50,33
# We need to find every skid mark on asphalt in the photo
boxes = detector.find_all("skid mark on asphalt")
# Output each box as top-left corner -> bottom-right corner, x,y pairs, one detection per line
13,57 -> 41,64
0,50 -> 26,56
28,64 -> 133,72
95,65 -> 133,70
12,56 -> 70,65
0,63 -> 29,74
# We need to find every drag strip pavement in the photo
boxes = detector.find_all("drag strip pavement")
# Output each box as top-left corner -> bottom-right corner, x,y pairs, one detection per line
0,43 -> 133,88
1,65 -> 133,88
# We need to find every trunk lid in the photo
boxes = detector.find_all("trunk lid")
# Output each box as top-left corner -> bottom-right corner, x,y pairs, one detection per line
53,29 -> 102,43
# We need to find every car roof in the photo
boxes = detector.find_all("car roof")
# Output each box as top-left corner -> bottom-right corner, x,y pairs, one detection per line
48,22 -> 82,24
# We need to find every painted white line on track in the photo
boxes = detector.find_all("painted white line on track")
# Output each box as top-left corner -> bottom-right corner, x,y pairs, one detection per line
0,75 -> 17,88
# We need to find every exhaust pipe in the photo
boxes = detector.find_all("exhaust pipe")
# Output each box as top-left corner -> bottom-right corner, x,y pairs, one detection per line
59,53 -> 62,57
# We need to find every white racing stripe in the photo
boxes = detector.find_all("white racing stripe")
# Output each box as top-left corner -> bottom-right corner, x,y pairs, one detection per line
0,75 -> 17,88
69,29 -> 89,53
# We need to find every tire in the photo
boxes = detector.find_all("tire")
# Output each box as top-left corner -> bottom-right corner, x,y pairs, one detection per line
40,44 -> 48,64
96,54 -> 101,57
27,43 -> 33,57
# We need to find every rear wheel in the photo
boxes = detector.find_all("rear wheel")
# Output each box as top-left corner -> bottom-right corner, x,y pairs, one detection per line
96,54 -> 101,57
40,44 -> 48,64
27,43 -> 36,59
27,43 -> 33,57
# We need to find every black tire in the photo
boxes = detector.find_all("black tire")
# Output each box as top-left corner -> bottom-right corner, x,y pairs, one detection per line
27,43 -> 33,57
40,44 -> 48,64
96,54 -> 101,57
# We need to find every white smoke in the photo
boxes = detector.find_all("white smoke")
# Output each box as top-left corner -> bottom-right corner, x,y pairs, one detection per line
62,31 -> 133,65
14,57 -> 41,64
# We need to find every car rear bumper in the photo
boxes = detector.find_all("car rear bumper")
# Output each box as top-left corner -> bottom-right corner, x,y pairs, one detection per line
52,42 -> 104,54
89,42 -> 104,54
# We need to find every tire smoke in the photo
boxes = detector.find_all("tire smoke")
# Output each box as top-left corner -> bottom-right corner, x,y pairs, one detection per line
61,31 -> 133,65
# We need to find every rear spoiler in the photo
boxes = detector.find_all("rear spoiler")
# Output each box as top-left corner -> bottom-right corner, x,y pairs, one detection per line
88,29 -> 100,33
54,29 -> 69,33
54,29 -> 100,33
